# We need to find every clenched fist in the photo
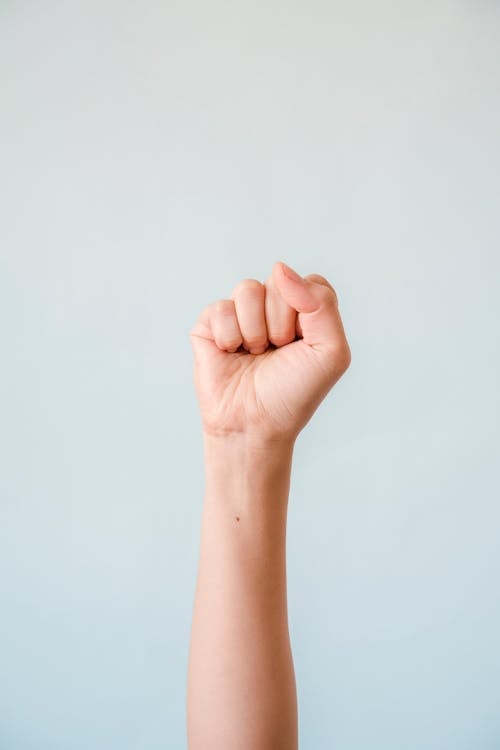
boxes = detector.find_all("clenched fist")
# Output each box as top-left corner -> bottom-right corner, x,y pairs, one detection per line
189,261 -> 351,443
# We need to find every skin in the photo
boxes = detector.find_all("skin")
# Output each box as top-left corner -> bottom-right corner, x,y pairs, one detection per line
187,261 -> 351,749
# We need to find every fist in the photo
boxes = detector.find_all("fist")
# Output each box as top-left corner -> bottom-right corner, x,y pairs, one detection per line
189,261 -> 351,443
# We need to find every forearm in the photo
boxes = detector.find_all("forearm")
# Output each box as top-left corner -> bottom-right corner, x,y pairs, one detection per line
187,434 -> 298,750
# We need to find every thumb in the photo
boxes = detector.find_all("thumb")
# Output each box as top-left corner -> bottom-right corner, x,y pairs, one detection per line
273,261 -> 351,357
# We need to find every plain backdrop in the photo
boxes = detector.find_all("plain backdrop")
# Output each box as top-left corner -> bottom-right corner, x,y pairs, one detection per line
1,1 -> 499,748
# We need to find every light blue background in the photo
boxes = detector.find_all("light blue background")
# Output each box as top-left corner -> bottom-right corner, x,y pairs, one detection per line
1,1 -> 499,748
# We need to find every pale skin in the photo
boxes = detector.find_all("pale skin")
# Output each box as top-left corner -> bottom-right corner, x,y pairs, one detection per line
187,261 -> 351,749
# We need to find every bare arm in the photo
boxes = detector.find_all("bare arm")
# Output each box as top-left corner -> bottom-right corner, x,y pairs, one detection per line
187,261 -> 351,749
187,435 -> 297,749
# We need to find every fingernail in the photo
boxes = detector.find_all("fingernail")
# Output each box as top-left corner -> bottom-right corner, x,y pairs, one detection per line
281,262 -> 303,283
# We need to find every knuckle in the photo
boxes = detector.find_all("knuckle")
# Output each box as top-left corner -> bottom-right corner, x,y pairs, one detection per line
244,334 -> 267,347
268,331 -> 294,346
305,275 -> 338,304
223,337 -> 242,350
341,343 -> 352,370
213,299 -> 235,315
232,278 -> 264,299
319,284 -> 338,305
335,342 -> 352,372
305,272 -> 330,286
322,341 -> 351,375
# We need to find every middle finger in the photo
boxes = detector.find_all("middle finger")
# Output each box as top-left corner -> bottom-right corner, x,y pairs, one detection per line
230,278 -> 268,354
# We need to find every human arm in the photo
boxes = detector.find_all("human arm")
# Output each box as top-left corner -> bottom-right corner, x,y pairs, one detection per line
186,261 -> 351,749
187,434 -> 297,749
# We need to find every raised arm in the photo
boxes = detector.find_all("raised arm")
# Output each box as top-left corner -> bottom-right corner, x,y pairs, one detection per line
187,261 -> 351,750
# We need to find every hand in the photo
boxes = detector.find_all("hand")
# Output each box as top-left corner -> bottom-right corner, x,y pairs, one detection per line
189,261 -> 351,443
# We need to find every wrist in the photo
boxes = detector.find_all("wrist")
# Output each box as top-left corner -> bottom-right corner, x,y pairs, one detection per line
202,431 -> 295,517
202,430 -> 295,468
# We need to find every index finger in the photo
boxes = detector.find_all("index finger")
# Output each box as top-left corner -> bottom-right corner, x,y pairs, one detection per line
263,272 -> 298,347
